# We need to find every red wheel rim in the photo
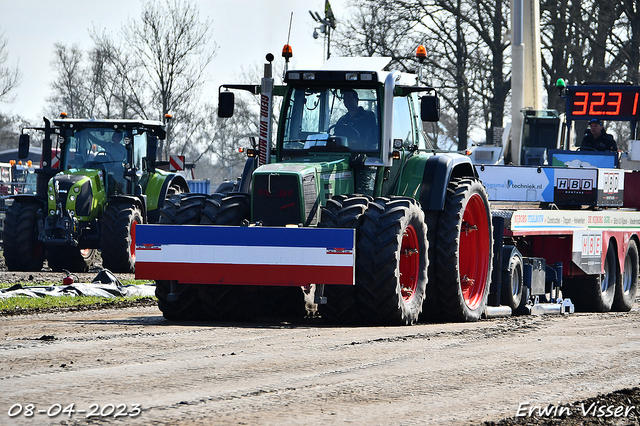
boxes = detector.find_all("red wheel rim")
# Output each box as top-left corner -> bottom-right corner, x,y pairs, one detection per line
400,224 -> 420,303
459,193 -> 490,309
130,220 -> 138,262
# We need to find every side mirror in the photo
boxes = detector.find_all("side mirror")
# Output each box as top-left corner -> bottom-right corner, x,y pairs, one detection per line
18,134 -> 30,159
218,91 -> 235,118
421,95 -> 440,122
147,136 -> 158,172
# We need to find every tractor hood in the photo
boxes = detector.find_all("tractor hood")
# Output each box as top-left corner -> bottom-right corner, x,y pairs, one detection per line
251,155 -> 354,226
48,169 -> 106,221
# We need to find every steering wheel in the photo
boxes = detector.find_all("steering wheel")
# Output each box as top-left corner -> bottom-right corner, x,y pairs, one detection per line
83,151 -> 117,170
93,151 -> 116,161
577,146 -> 598,152
328,123 -> 361,142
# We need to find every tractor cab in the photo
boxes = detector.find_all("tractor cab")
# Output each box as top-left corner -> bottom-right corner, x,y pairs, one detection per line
52,118 -> 166,197
278,58 -> 437,165
280,86 -> 381,154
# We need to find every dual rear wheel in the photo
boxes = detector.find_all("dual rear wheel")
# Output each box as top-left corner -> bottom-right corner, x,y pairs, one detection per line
564,239 -> 638,313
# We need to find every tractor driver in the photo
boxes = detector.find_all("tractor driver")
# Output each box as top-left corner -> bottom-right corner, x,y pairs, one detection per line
105,131 -> 128,162
335,89 -> 378,150
581,119 -> 617,152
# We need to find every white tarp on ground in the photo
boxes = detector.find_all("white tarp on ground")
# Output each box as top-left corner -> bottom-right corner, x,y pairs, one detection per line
0,270 -> 156,299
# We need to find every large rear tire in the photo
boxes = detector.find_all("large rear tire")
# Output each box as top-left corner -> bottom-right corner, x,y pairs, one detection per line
430,178 -> 493,322
612,239 -> 639,312
3,201 -> 45,271
101,203 -> 143,273
317,194 -> 372,324
357,197 -> 428,325
48,247 -> 98,273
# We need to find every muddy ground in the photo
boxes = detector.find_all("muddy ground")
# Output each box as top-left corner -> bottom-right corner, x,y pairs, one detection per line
1,260 -> 639,425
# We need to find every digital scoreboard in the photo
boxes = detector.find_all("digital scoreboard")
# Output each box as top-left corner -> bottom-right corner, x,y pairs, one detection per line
566,86 -> 640,121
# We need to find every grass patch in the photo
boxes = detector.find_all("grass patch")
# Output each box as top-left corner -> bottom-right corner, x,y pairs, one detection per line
0,282 -> 58,290
0,295 -> 157,315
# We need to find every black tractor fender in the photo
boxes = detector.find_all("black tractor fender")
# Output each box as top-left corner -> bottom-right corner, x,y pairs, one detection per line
158,174 -> 190,206
142,174 -> 190,224
418,153 -> 478,211
5,194 -> 47,227
213,156 -> 256,196
7,194 -> 47,208
107,195 -> 148,223
236,156 -> 256,194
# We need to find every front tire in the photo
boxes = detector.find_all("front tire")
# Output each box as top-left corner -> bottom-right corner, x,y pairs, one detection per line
431,178 -> 493,322
155,280 -> 200,321
357,197 -> 428,325
317,194 -> 372,324
101,203 -> 143,273
155,195 -> 210,321
196,193 -> 257,321
159,194 -> 208,225
3,200 -> 45,271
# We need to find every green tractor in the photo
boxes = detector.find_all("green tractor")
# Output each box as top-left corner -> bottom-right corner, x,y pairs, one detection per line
139,55 -> 494,325
3,117 -> 189,273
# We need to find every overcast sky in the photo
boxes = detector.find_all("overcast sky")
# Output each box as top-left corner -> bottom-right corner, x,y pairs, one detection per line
1,0 -> 347,122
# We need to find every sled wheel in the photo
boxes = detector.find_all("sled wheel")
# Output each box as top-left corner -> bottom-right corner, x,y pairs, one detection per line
357,197 -> 428,325
3,200 -> 45,271
317,194 -> 373,324
613,240 -> 639,312
570,240 -> 617,312
500,246 -> 524,311
101,203 -> 143,273
434,178 -> 493,322
155,280 -> 200,321
48,247 -> 98,273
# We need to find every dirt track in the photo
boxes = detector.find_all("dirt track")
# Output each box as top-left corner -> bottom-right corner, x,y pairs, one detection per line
1,294 -> 640,425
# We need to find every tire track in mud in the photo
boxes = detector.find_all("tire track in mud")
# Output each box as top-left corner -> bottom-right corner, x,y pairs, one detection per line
2,307 -> 640,426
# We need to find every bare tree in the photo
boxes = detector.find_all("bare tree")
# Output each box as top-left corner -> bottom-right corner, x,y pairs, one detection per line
0,32 -> 21,103
336,0 -> 419,70
48,43 -> 92,118
540,0 -> 635,111
89,29 -> 149,119
123,0 -> 217,158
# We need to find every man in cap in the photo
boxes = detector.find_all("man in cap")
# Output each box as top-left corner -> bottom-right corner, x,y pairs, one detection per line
581,119 -> 617,152
334,89 -> 378,150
